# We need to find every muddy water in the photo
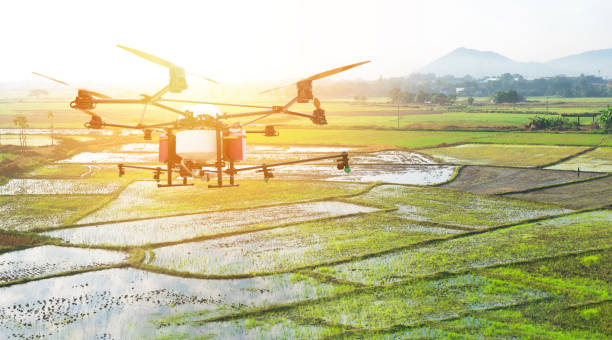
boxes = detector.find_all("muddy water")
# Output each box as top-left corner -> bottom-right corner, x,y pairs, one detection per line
0,179 -> 119,195
0,268 -> 344,339
43,201 -> 378,246
0,246 -> 127,283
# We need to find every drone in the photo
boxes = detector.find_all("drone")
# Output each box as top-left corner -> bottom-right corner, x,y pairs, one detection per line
33,45 -> 370,188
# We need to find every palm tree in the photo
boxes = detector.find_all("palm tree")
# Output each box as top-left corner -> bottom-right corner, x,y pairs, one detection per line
13,115 -> 29,153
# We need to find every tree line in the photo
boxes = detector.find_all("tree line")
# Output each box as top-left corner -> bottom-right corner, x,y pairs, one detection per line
315,73 -> 611,99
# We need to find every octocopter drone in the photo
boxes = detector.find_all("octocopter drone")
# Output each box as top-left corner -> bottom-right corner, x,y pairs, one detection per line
34,46 -> 370,188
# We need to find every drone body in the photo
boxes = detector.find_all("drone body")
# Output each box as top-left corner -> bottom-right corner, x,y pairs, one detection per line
34,46 -> 369,188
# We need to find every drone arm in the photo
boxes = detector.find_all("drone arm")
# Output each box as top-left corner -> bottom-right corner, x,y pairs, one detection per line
231,152 -> 348,172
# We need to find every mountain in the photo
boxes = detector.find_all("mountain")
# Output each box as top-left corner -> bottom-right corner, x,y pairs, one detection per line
547,49 -> 612,77
419,47 -> 612,78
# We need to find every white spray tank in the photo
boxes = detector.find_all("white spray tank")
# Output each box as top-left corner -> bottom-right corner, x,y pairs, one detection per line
175,104 -> 222,162
175,130 -> 218,162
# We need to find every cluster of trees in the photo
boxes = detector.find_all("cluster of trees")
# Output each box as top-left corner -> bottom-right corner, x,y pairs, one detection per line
314,73 -> 611,99
528,115 -> 579,130
389,88 -> 457,105
491,90 -> 524,104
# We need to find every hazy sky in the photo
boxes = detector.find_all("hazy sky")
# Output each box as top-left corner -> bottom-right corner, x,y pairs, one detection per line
3,0 -> 611,84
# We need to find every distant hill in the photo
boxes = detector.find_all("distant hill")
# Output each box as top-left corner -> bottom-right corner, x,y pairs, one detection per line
420,47 -> 612,78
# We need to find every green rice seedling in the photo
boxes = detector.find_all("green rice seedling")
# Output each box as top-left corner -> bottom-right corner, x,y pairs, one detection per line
485,248 -> 611,301
77,180 -> 367,223
44,201 -> 377,247
347,185 -> 570,229
421,144 -> 589,167
319,210 -> 612,285
212,274 -> 550,331
547,147 -> 612,172
150,213 -> 460,275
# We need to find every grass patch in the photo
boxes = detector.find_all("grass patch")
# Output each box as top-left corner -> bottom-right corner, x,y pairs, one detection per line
317,210 -> 612,285
421,144 -> 590,167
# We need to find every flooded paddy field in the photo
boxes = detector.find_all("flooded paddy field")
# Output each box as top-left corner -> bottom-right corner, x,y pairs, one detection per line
358,299 -> 611,339
0,179 -> 119,195
546,146 -> 612,173
508,174 -> 612,209
187,274 -> 549,338
442,165 -> 601,194
150,213 -> 459,276
77,180 -> 366,223
44,201 -> 377,247
0,245 -> 126,283
0,268 -> 349,339
315,210 -> 612,285
239,163 -> 456,185
3,138 -> 611,338
421,143 -> 589,167
0,195 -> 113,231
347,184 -> 570,229
58,152 -> 159,164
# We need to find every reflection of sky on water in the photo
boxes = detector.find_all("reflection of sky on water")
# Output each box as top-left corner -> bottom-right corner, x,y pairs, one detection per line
0,245 -> 126,283
45,201 -> 377,246
0,268 -> 341,339
240,164 -> 455,185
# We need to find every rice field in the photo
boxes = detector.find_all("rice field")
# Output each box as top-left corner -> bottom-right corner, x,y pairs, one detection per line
150,213 -> 459,275
0,179 -> 119,195
0,268 -> 350,339
421,144 -> 589,167
347,184 -> 571,229
0,245 -> 126,283
190,274 -> 550,338
77,180 -> 367,223
0,195 -> 114,231
315,210 -> 612,285
1,125 -> 611,338
44,201 -> 377,247
442,165 -> 601,194
546,146 -> 612,172
508,175 -> 612,209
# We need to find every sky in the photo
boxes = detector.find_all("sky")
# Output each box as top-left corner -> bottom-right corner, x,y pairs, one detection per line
2,0 -> 611,85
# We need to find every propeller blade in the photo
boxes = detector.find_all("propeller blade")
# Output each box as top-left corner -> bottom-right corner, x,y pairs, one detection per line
117,45 -> 174,68
259,84 -> 292,95
305,61 -> 371,81
32,72 -> 111,99
186,72 -> 220,84
31,72 -> 72,87
259,61 -> 370,94
158,98 -> 271,109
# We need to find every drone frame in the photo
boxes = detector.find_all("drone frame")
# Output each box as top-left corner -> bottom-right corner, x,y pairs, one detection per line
36,46 -> 368,188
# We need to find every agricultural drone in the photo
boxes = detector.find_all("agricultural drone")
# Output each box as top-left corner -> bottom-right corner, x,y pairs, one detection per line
34,46 -> 370,187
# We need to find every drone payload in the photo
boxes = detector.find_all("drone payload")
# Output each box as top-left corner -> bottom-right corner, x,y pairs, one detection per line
33,46 -> 369,188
